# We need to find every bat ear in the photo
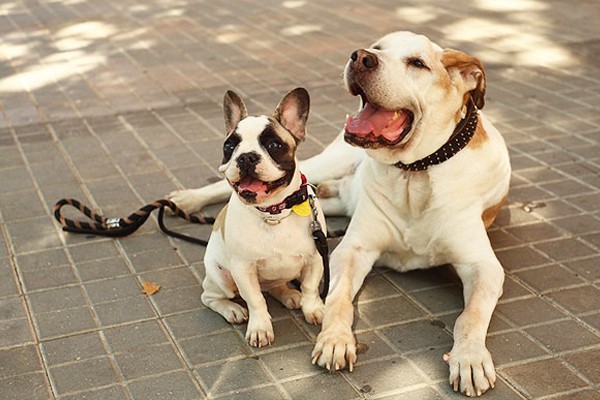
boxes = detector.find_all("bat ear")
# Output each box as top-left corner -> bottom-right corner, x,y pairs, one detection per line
442,49 -> 486,109
273,87 -> 310,142
223,90 -> 248,133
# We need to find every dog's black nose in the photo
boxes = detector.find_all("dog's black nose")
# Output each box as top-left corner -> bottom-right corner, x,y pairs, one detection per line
237,152 -> 261,170
350,49 -> 378,70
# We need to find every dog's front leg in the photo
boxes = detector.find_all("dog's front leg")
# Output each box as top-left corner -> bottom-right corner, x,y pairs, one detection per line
299,131 -> 364,184
168,179 -> 232,214
230,266 -> 274,348
311,242 -> 379,371
299,254 -> 325,325
445,255 -> 504,397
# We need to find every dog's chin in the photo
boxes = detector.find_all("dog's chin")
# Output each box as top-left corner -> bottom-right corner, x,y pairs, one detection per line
230,175 -> 287,205
343,89 -> 415,149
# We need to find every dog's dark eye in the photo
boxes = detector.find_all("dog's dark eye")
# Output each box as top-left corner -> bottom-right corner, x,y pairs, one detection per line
408,58 -> 427,69
222,134 -> 241,163
224,142 -> 235,153
267,141 -> 283,150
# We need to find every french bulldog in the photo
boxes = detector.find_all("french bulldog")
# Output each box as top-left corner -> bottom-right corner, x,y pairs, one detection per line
199,88 -> 326,347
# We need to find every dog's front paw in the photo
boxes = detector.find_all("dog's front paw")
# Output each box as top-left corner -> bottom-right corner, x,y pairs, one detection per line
167,189 -> 203,214
444,342 -> 496,397
311,324 -> 356,371
245,313 -> 274,348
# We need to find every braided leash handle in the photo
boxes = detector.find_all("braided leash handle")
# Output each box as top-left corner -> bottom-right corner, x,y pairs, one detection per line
54,198 -> 214,240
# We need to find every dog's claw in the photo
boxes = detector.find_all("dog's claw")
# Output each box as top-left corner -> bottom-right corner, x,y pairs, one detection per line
311,353 -> 320,365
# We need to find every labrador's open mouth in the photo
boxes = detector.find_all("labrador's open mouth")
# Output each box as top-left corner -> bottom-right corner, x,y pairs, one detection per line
344,84 -> 414,148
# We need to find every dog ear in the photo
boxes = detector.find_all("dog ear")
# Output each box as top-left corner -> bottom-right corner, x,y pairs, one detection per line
441,49 -> 486,109
223,90 -> 248,133
273,87 -> 310,142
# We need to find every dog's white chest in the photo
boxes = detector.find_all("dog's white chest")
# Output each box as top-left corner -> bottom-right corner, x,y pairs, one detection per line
256,253 -> 306,283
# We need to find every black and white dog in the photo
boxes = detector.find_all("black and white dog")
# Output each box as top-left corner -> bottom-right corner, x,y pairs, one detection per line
194,88 -> 325,348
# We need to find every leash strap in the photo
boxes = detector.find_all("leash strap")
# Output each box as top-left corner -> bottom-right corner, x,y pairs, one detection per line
308,194 -> 330,300
54,195 -> 332,299
53,198 -> 215,243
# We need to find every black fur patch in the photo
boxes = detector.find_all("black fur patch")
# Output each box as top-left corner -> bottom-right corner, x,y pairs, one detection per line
259,124 -> 296,189
259,125 -> 294,170
222,132 -> 241,164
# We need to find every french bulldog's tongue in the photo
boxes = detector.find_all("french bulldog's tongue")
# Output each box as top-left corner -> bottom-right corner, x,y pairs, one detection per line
345,103 -> 410,142
238,176 -> 267,193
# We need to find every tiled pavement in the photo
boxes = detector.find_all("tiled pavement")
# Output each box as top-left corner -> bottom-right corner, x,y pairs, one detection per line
1,0 -> 599,399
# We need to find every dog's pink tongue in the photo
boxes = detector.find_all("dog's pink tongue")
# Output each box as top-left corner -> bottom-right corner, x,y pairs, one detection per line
345,103 -> 395,135
345,103 -> 409,141
238,176 -> 267,193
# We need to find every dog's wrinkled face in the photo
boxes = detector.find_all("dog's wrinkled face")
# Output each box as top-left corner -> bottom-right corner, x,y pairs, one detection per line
219,88 -> 309,205
343,31 -> 486,164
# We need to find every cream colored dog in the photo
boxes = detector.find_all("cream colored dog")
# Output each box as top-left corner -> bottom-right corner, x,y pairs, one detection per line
169,32 -> 510,397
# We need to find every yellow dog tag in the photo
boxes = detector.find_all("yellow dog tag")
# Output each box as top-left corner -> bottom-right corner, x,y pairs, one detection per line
292,200 -> 311,217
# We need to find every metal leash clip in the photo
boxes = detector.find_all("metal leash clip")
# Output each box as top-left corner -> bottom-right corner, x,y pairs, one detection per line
105,218 -> 121,229
308,194 -> 321,233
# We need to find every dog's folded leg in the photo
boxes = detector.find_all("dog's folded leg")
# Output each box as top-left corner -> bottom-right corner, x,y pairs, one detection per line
444,238 -> 504,397
311,241 -> 380,371
201,276 -> 248,324
168,179 -> 232,214
268,283 -> 302,310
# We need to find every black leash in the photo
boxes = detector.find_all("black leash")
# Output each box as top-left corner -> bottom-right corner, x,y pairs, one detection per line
54,198 -> 214,245
54,196 -> 333,299
307,194 -> 330,299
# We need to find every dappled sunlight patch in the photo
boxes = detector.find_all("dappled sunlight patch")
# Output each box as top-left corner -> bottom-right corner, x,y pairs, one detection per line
215,32 -> 246,44
282,1 -> 306,9
516,47 -> 572,68
53,21 -> 117,51
443,17 -> 576,68
281,24 -> 322,37
395,6 -> 438,24
0,51 -> 106,92
0,2 -> 20,15
475,0 -> 547,12
0,42 -> 32,59
0,20 -> 116,92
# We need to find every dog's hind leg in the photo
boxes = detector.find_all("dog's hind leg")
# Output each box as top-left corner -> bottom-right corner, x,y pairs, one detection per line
201,275 -> 248,324
315,174 -> 356,217
268,283 -> 302,310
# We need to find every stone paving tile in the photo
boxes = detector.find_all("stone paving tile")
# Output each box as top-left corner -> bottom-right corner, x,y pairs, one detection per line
1,0 -> 600,399
502,358 -> 590,399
